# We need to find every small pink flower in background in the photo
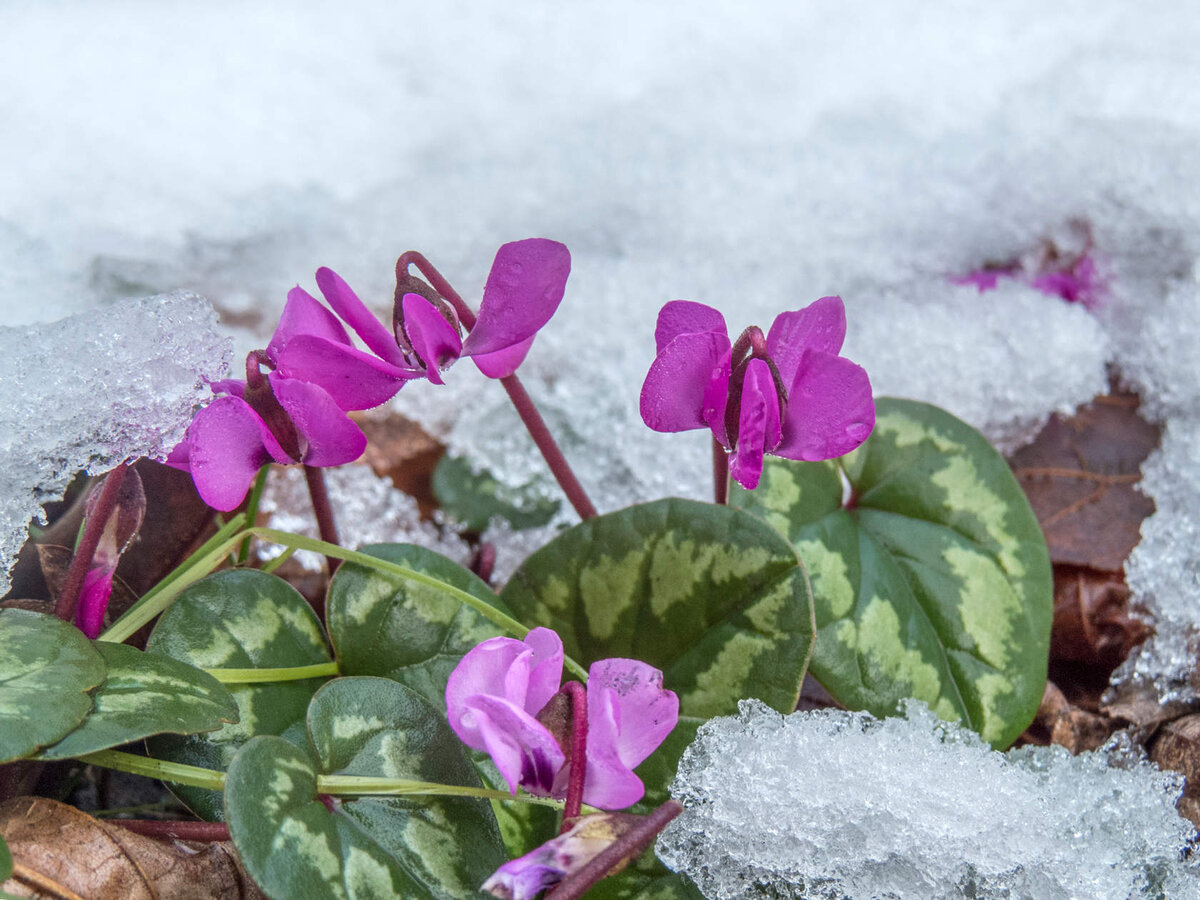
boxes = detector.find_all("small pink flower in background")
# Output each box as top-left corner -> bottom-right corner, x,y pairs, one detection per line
445,627 -> 679,810
482,812 -> 638,899
75,468 -> 145,638
272,238 -> 571,402
640,296 -> 875,490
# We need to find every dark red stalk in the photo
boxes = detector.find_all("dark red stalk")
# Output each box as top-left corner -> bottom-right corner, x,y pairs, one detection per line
712,438 -> 729,505
548,800 -> 685,900
110,819 -> 230,842
396,251 -> 598,521
303,465 -> 341,575
559,681 -> 589,830
53,464 -> 129,623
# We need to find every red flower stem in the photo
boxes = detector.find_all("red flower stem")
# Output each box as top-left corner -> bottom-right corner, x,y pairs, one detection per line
110,819 -> 230,842
548,799 -> 685,900
303,465 -> 341,575
53,464 -> 129,623
712,438 -> 729,505
396,250 -> 598,521
559,681 -> 589,830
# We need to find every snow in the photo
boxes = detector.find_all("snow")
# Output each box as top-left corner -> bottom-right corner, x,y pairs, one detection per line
2,5 -> 1199,695
658,700 -> 1200,899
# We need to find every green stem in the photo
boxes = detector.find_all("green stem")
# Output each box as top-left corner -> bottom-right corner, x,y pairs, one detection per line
236,465 -> 271,564
79,750 -> 226,792
205,661 -> 340,684
261,546 -> 296,574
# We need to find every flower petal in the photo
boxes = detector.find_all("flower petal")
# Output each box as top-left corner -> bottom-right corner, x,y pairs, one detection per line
581,687 -> 646,809
275,334 -> 422,410
728,358 -> 782,490
315,267 -> 410,367
587,658 -> 678,769
640,331 -> 732,433
460,239 -> 571,358
775,349 -> 875,461
522,627 -> 565,715
401,292 -> 463,384
466,694 -> 566,796
75,567 -> 114,640
701,348 -> 733,447
184,396 -> 285,511
269,375 -> 367,467
470,334 -> 535,379
766,296 -> 847,390
267,286 -> 353,363
654,300 -> 727,353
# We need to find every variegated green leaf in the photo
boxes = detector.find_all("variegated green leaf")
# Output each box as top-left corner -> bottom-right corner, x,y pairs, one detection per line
37,642 -> 238,759
146,569 -> 333,818
225,735 -> 421,900
500,498 -> 816,720
733,397 -> 1052,748
327,544 -> 506,707
306,677 -> 506,898
471,752 -> 559,859
433,454 -> 560,532
0,609 -> 105,762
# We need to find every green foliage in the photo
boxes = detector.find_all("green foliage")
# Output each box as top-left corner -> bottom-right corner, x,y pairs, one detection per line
432,454 -> 560,532
733,397 -> 1053,748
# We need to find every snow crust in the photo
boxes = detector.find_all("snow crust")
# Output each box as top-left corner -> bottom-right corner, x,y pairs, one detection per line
658,700 -> 1200,900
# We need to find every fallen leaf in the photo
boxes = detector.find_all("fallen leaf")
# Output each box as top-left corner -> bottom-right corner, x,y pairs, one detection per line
1019,681 -> 1116,754
1150,715 -> 1200,828
1050,565 -> 1150,671
354,411 -> 445,518
0,797 -> 263,899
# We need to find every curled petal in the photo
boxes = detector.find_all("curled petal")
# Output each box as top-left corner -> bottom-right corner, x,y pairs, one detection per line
401,293 -> 463,384
275,334 -> 422,410
460,239 -> 571,358
465,694 -> 566,796
653,300 -> 727,353
587,658 -> 679,770
184,396 -> 287,511
728,358 -> 782,491
269,375 -> 367,467
766,296 -> 847,389
267,286 -> 353,362
75,567 -> 114,640
640,331 -> 732,433
775,349 -> 875,461
315,267 -> 410,367
470,334 -> 535,379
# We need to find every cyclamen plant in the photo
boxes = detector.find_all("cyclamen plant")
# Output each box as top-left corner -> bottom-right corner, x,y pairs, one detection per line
10,233 -> 1057,900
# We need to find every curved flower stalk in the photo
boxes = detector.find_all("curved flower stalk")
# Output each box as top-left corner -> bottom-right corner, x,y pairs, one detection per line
271,238 -> 571,404
640,296 -> 875,491
445,627 -> 678,810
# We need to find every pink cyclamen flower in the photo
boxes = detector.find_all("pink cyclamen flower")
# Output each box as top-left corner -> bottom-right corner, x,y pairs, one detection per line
75,468 -> 145,639
270,239 -> 571,409
167,354 -> 366,511
640,296 -> 875,490
445,627 -> 679,810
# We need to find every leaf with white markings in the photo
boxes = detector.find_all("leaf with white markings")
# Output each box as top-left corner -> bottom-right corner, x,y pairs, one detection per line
733,397 -> 1053,748
0,609 -> 105,762
37,642 -> 238,759
327,544 -> 506,707
146,569 -> 333,819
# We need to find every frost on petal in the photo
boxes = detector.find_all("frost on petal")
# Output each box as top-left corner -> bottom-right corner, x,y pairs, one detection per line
641,331 -> 732,433
467,694 -> 566,796
775,349 -> 875,462
315,267 -> 410,367
653,300 -> 727,353
184,396 -> 285,510
269,375 -> 366,467
401,292 -> 463,384
728,358 -> 782,490
275,333 -> 421,410
267,286 -> 352,362
766,296 -> 846,389
460,239 -> 571,358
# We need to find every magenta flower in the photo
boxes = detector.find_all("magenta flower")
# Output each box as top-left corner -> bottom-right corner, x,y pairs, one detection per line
74,468 -> 145,639
445,627 -> 679,810
640,296 -> 875,490
271,239 -> 571,407
167,358 -> 366,511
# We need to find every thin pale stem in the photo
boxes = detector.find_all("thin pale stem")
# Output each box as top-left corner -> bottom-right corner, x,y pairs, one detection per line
53,464 -> 129,622
560,681 -> 588,830
236,465 -> 270,564
111,820 -> 230,842
303,465 -> 341,576
79,751 -> 226,792
712,438 -> 729,505
204,661 -> 339,684
548,800 -> 684,900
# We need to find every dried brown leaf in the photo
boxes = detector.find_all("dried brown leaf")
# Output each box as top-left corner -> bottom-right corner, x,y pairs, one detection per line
354,411 -> 445,517
1019,681 -> 1117,753
1151,715 -> 1200,828
1050,564 -> 1150,671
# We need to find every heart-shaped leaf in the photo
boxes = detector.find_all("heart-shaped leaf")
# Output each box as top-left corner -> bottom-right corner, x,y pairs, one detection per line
37,642 -> 238,759
225,735 -> 420,900
327,544 -> 505,707
433,454 -> 560,532
306,677 -> 506,897
733,397 -> 1053,748
146,569 -> 333,818
0,609 -> 105,762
